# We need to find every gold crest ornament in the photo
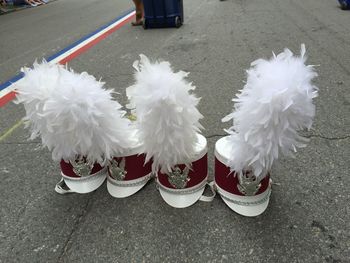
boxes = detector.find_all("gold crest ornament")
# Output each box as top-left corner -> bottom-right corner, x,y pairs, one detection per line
109,158 -> 127,181
72,159 -> 93,177
237,171 -> 261,196
167,166 -> 190,189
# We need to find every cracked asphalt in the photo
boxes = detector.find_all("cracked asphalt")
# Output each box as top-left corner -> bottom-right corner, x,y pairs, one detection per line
0,0 -> 349,262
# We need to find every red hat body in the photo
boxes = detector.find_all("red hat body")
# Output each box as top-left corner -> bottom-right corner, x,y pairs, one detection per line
156,134 -> 208,208
214,136 -> 272,216
107,146 -> 153,198
60,159 -> 107,194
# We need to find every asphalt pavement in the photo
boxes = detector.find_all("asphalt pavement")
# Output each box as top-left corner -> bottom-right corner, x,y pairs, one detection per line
0,0 -> 349,262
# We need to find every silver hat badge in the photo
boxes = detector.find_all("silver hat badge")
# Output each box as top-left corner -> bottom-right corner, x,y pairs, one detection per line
109,158 -> 127,181
237,171 -> 261,196
167,166 -> 190,189
72,159 -> 93,177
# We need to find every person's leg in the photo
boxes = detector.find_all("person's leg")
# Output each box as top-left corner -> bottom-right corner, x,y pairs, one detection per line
132,0 -> 143,26
140,0 -> 144,19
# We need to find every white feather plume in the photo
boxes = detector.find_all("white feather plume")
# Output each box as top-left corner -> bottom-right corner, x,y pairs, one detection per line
15,61 -> 62,141
223,44 -> 318,179
127,55 -> 203,173
16,61 -> 134,165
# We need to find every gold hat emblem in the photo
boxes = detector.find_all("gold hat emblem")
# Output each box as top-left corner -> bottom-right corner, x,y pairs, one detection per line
167,166 -> 190,189
237,171 -> 261,196
109,158 -> 127,181
72,159 -> 93,177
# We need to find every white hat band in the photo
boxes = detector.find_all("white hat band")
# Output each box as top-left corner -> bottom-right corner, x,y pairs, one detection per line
61,166 -> 107,183
157,176 -> 208,195
107,172 -> 153,187
215,182 -> 271,207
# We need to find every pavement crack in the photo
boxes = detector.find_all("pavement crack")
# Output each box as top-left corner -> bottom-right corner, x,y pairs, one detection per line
304,133 -> 350,141
57,193 -> 95,263
288,0 -> 350,45
205,134 -> 226,139
0,141 -> 41,145
275,0 -> 350,76
204,133 -> 350,141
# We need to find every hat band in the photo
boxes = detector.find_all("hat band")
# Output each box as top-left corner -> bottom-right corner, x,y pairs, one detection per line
157,176 -> 208,195
107,172 -> 153,187
216,182 -> 271,206
61,166 -> 107,182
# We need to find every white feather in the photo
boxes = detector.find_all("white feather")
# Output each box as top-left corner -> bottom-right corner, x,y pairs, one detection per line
223,44 -> 318,178
15,61 -> 62,141
16,61 -> 134,165
127,55 -> 203,173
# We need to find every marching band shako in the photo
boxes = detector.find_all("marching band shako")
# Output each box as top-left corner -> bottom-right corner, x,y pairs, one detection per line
15,61 -> 138,195
60,159 -> 107,194
216,45 -> 317,216
156,134 -> 208,208
127,55 -> 206,208
215,136 -> 272,217
107,144 -> 152,198
16,48 -> 317,215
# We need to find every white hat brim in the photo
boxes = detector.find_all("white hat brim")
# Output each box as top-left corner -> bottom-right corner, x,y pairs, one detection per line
62,170 -> 106,194
107,178 -> 149,198
159,186 -> 206,208
221,195 -> 270,217
216,184 -> 271,217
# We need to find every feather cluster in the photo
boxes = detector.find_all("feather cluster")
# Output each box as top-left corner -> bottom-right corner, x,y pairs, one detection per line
15,61 -> 134,165
127,55 -> 203,173
223,44 -> 318,179
14,61 -> 61,141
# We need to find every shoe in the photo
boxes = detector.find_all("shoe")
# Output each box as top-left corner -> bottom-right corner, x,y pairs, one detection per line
131,20 -> 143,26
131,10 -> 143,26
55,178 -> 74,194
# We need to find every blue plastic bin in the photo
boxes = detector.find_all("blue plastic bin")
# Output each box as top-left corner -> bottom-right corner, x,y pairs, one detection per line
338,0 -> 350,9
143,0 -> 184,29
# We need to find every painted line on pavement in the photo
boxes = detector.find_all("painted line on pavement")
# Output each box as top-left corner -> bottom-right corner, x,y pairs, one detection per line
0,8 -> 135,141
0,8 -> 135,108
0,119 -> 24,142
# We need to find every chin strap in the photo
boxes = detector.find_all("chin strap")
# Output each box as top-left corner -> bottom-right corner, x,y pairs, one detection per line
199,181 -> 216,202
154,174 -> 273,204
200,178 -> 274,203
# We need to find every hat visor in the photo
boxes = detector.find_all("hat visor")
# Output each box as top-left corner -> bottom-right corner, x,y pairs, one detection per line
159,186 -> 206,208
62,169 -> 107,194
221,196 -> 270,217
107,174 -> 151,198
216,184 -> 271,217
